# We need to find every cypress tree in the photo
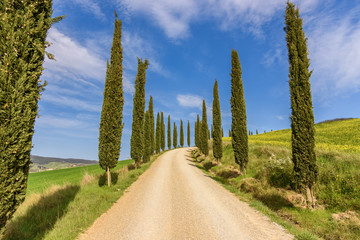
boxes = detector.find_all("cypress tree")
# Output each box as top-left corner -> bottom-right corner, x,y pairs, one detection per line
180,120 -> 184,147
99,14 -> 125,186
196,114 -> 201,150
285,1 -> 317,206
229,129 -> 232,137
173,122 -> 178,148
230,49 -> 248,173
161,112 -> 165,151
212,80 -> 223,162
130,58 -> 149,166
187,120 -> 191,147
167,115 -> 171,149
143,111 -> 151,163
201,100 -> 209,156
0,0 -> 55,231
155,112 -> 160,153
195,121 -> 198,147
148,96 -> 155,154
256,130 -> 258,135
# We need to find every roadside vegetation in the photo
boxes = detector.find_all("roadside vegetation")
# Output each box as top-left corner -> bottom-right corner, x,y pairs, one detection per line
2,155 -> 161,239
192,119 -> 360,239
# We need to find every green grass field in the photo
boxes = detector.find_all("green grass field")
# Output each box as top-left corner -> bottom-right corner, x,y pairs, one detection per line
3,156 -> 163,240
27,160 -> 133,194
195,119 -> 360,240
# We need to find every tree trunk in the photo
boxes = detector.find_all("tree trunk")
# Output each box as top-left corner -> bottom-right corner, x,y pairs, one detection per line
306,186 -> 315,208
107,167 -> 111,187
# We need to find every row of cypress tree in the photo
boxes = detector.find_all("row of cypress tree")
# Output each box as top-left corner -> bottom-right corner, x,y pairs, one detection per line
193,1 -> 317,207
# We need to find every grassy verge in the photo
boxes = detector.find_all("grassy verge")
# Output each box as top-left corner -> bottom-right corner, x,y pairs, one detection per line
2,155 -> 160,240
192,140 -> 360,240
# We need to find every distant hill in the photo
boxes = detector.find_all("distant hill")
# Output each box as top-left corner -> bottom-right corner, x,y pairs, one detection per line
243,118 -> 360,153
30,155 -> 98,172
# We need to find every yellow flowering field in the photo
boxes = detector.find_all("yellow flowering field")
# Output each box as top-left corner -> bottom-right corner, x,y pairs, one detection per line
224,118 -> 360,153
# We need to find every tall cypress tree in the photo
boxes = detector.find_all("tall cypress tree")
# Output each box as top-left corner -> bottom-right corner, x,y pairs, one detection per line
143,111 -> 151,163
148,96 -> 155,155
195,121 -> 198,147
130,58 -> 149,166
201,100 -> 209,156
155,112 -> 160,154
196,114 -> 201,150
230,49 -> 248,173
161,112 -> 165,151
173,122 -> 178,148
187,120 -> 191,147
180,120 -> 184,147
0,0 -> 55,231
99,14 -> 125,186
213,80 -> 223,162
167,115 -> 171,149
285,2 -> 317,206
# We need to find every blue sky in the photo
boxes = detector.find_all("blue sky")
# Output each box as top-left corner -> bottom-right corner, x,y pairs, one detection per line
32,0 -> 360,160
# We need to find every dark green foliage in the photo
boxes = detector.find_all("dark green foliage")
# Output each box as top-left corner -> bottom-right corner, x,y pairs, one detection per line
143,111 -> 151,163
148,96 -> 154,155
212,80 -> 222,161
229,129 -> 232,137
196,114 -> 201,149
130,58 -> 149,165
155,113 -> 160,153
161,112 -> 165,151
211,125 -> 214,139
256,130 -> 258,135
0,0 -> 54,231
187,121 -> 191,147
167,115 -> 171,149
180,120 -> 184,147
201,100 -> 209,156
285,2 -> 317,200
230,49 -> 248,173
173,122 -> 177,148
195,121 -> 198,147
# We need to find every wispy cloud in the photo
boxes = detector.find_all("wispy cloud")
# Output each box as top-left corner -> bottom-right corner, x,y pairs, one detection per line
36,115 -> 87,129
44,28 -> 105,82
43,94 -> 101,112
307,6 -> 360,96
119,0 -> 321,39
177,94 -> 203,108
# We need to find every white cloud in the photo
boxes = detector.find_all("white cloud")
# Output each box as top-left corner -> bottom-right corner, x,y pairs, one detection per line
44,28 -> 105,82
119,0 -> 321,39
277,115 -> 285,120
73,0 -> 105,20
307,7 -> 360,95
177,94 -> 203,108
43,94 -> 101,112
36,115 -> 86,129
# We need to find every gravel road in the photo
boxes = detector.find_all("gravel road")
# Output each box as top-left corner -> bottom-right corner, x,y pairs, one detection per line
78,148 -> 293,240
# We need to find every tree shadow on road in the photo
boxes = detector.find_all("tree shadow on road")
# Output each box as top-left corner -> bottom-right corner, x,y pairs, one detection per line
3,185 -> 80,240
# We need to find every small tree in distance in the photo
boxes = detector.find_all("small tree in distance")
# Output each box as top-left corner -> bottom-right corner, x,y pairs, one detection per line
161,112 -> 165,151
201,100 -> 209,156
187,121 -> 191,147
173,122 -> 178,148
155,112 -> 161,154
167,115 -> 171,150
180,120 -> 184,147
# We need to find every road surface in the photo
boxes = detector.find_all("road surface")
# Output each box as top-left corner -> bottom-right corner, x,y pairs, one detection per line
78,148 -> 293,240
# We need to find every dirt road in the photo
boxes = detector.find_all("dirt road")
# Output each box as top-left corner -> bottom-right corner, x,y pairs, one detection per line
78,148 -> 293,240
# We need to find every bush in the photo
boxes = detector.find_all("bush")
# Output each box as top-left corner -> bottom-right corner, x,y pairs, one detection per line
202,160 -> 217,170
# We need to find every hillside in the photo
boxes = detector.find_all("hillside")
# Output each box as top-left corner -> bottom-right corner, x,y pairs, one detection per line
30,155 -> 98,172
246,118 -> 360,153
